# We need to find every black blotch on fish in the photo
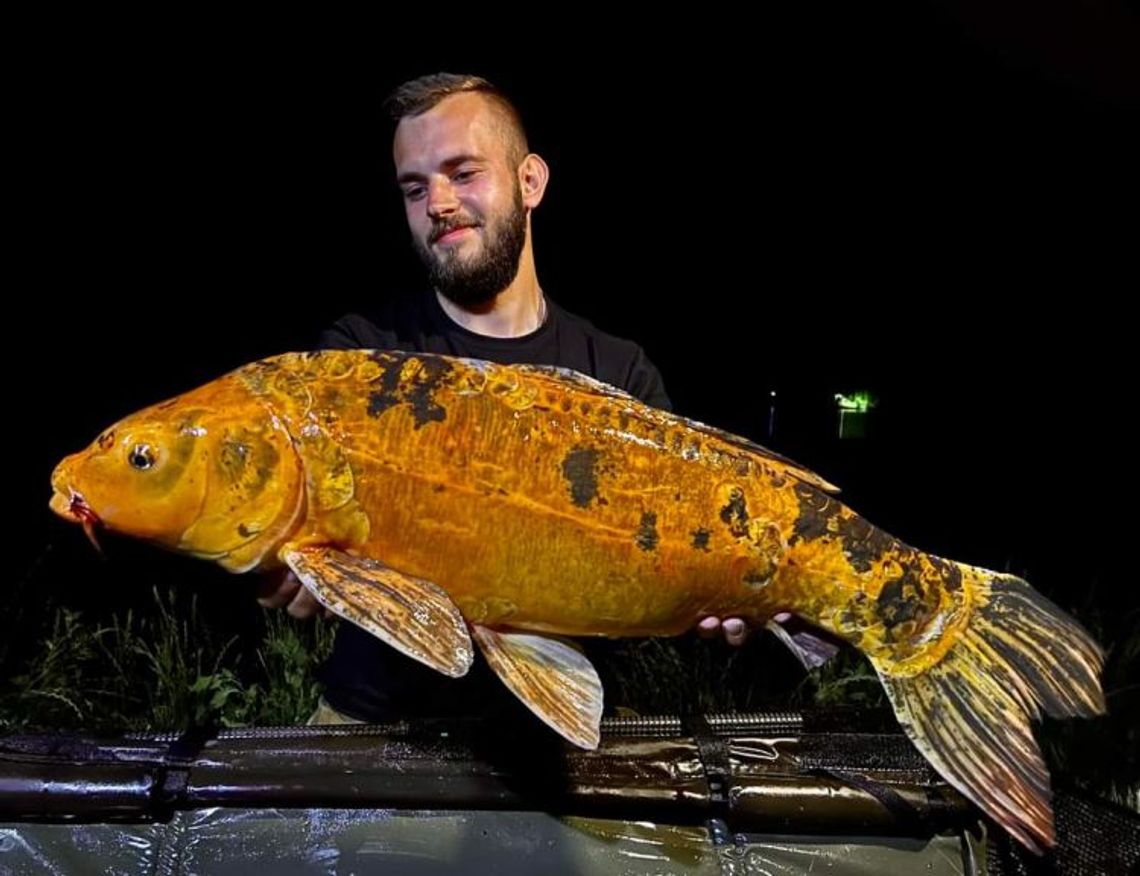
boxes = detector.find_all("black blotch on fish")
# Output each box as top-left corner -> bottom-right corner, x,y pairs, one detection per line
719,487 -> 749,538
636,512 -> 659,552
790,483 -> 841,545
691,528 -> 711,551
406,356 -> 451,428
836,592 -> 871,632
368,355 -> 451,428
368,351 -> 400,369
877,562 -> 931,637
835,515 -> 896,572
368,362 -> 403,418
561,447 -> 601,508
928,554 -> 963,592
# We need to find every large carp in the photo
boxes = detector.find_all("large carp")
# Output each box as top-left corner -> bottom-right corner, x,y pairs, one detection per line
49,349 -> 1105,851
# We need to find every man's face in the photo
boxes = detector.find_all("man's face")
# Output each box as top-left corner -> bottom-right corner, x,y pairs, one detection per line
394,93 -> 527,305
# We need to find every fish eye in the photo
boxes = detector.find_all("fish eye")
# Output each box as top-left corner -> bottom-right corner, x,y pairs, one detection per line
129,444 -> 156,470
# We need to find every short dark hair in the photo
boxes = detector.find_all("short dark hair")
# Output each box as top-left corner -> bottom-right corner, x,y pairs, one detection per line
383,72 -> 529,167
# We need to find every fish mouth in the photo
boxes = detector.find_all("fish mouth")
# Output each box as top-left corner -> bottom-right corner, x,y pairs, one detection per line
50,486 -> 104,553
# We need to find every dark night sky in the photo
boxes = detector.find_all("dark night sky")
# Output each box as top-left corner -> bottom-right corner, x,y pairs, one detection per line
11,2 -> 1138,645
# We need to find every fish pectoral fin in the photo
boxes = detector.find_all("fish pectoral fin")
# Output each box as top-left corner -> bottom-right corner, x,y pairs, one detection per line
766,615 -> 842,669
471,625 -> 603,750
282,546 -> 473,678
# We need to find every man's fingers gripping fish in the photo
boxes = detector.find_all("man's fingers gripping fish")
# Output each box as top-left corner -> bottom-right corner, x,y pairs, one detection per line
49,350 -> 1106,853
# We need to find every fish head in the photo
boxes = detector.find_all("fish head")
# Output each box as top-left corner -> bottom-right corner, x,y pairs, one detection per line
50,377 -> 305,571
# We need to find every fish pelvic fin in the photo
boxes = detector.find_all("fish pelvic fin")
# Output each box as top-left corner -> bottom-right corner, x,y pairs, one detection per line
870,568 -> 1105,854
471,625 -> 603,750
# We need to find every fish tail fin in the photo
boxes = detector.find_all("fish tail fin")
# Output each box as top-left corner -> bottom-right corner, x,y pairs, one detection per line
870,566 -> 1105,853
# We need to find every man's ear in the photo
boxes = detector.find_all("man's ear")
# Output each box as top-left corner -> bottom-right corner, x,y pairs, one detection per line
519,153 -> 550,209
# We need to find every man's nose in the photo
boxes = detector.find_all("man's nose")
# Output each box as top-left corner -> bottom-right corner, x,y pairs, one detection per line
426,177 -> 459,219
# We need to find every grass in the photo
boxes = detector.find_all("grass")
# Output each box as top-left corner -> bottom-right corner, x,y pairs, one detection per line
0,586 -> 335,734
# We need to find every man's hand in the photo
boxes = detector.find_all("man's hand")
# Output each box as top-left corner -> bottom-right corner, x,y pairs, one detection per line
256,567 -> 326,619
696,616 -> 750,646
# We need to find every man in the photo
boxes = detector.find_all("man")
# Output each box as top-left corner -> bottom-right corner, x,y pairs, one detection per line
258,73 -> 747,723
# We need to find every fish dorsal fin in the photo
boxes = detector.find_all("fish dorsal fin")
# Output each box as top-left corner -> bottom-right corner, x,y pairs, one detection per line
283,545 -> 473,677
471,625 -> 603,749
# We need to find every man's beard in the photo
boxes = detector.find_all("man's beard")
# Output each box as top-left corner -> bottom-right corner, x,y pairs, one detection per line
414,190 -> 528,307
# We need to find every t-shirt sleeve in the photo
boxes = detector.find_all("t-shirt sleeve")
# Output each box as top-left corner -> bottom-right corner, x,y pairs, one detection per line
623,345 -> 672,412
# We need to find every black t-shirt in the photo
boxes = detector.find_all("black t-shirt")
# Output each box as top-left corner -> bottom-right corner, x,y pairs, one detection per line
317,291 -> 671,722
318,290 -> 670,410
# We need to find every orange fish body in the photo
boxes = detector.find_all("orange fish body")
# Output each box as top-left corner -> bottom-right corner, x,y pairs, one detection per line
50,350 -> 1105,853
